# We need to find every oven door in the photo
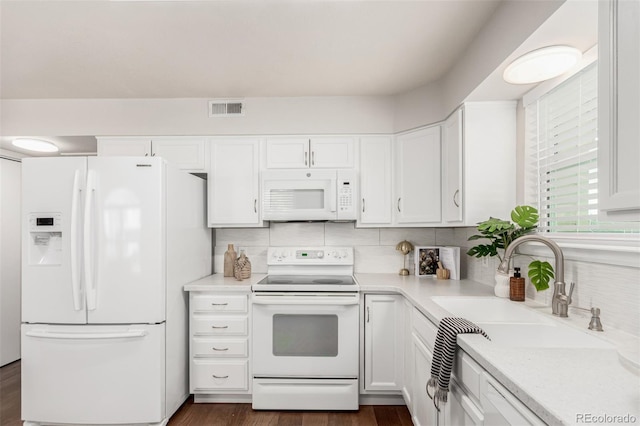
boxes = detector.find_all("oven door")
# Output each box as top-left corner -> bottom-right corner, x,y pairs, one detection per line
261,169 -> 337,221
252,292 -> 359,378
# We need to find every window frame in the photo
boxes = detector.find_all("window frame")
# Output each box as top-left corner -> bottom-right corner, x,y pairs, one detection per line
520,46 -> 639,266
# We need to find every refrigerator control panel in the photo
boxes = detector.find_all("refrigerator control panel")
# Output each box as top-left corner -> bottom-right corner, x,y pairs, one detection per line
29,212 -> 62,232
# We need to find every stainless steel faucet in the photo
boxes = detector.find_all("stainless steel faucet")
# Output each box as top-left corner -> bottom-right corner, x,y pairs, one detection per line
496,235 -> 575,317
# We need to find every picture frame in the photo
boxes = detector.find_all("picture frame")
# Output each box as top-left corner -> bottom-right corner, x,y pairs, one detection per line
414,246 -> 440,277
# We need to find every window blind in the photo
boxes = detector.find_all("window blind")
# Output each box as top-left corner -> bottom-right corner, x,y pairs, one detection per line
525,63 -> 639,234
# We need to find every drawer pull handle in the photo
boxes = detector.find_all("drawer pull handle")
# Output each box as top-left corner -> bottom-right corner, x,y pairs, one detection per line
212,347 -> 229,351
211,302 -> 228,306
212,374 -> 229,379
211,325 -> 229,329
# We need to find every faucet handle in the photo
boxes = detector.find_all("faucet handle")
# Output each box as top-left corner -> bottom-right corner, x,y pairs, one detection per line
589,307 -> 604,331
566,282 -> 575,304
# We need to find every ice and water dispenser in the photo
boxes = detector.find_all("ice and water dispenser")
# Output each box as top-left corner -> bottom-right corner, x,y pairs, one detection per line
28,213 -> 63,265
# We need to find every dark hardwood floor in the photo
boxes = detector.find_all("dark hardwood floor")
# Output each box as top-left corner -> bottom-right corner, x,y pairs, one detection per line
1,361 -> 412,425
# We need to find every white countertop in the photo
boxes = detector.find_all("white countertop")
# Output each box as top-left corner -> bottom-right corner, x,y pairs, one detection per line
184,272 -> 640,425
356,273 -> 640,426
183,273 -> 264,292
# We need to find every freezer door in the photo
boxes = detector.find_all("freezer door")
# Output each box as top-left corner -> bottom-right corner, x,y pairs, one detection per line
22,157 -> 87,324
86,157 -> 166,324
21,323 -> 166,424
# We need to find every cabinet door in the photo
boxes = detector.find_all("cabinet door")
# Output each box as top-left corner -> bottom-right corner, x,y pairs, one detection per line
96,137 -> 152,157
358,136 -> 392,226
364,294 -> 403,391
402,299 -> 414,412
208,138 -> 261,226
598,0 -> 640,220
151,137 -> 207,171
310,137 -> 355,168
395,126 -> 442,224
441,380 -> 484,426
442,109 -> 463,223
412,334 -> 438,426
265,138 -> 309,168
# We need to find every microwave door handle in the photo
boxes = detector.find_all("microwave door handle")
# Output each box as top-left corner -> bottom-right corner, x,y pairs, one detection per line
330,177 -> 337,212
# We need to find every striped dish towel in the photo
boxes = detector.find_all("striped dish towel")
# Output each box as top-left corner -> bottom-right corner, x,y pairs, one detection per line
426,317 -> 490,410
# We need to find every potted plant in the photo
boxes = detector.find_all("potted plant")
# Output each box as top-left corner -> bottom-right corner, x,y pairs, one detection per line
467,205 -> 554,296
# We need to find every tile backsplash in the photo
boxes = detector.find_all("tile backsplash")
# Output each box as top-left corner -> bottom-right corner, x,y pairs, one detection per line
215,223 -> 640,337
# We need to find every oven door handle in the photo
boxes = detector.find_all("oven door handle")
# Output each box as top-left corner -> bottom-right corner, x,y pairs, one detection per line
252,295 -> 359,306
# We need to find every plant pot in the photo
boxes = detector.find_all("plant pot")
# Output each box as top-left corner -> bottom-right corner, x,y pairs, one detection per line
494,270 -> 512,298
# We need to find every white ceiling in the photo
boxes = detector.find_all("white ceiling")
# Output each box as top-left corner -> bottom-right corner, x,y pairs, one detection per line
1,0 -> 502,99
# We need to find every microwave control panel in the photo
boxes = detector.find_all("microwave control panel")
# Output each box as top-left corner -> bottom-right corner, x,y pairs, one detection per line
337,170 -> 356,220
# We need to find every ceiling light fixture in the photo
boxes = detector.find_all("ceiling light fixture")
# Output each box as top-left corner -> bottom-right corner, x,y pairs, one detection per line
12,138 -> 59,153
503,45 -> 582,85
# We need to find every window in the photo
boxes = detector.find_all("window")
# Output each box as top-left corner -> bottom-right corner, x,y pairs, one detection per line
525,62 -> 639,235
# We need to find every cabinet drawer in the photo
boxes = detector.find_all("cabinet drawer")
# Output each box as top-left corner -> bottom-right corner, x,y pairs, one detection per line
192,316 -> 248,335
191,360 -> 248,391
193,338 -> 248,357
453,350 -> 483,402
191,294 -> 248,313
412,307 -> 437,351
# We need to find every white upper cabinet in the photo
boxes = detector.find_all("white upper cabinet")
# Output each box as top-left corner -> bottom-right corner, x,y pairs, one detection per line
598,0 -> 640,221
97,136 -> 208,172
97,137 -> 151,157
208,137 -> 264,228
394,126 -> 442,225
151,137 -> 207,171
442,102 -> 516,226
358,136 -> 392,226
265,136 -> 354,169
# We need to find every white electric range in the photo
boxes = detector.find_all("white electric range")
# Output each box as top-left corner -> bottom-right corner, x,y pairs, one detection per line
251,247 -> 360,411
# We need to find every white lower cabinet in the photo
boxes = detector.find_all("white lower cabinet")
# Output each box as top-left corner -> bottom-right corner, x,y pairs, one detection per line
412,333 -> 438,426
402,298 -> 414,412
189,292 -> 251,397
363,294 -> 404,392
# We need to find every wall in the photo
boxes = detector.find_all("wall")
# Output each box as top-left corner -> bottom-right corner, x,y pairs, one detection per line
0,157 -> 22,365
435,227 -> 640,338
215,222 -> 461,276
0,96 -> 395,137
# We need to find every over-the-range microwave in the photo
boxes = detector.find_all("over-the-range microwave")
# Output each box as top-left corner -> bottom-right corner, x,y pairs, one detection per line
261,169 -> 357,221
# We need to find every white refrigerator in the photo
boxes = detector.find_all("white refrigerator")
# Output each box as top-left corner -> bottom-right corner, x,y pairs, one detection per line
20,156 -> 211,425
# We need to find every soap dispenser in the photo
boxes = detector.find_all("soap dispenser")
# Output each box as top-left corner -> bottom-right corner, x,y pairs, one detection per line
509,267 -> 525,302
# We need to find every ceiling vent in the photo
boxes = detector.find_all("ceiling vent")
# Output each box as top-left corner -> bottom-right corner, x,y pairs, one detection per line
208,99 -> 244,117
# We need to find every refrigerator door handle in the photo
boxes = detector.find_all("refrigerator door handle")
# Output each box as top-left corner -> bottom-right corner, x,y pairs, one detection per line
70,170 -> 83,311
25,330 -> 147,340
84,170 -> 97,311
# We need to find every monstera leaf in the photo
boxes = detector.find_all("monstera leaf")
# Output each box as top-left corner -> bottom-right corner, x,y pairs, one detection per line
511,205 -> 539,229
466,244 -> 499,258
476,217 -> 514,235
528,260 -> 554,291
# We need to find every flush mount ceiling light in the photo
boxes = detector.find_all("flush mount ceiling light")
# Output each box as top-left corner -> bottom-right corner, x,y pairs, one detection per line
12,138 -> 59,153
503,45 -> 582,85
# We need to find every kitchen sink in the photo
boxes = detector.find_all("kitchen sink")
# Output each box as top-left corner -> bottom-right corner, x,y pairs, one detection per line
431,296 -> 554,324
479,323 -> 614,349
432,296 -> 613,349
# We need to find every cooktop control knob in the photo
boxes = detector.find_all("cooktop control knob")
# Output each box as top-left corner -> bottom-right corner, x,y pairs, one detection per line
316,251 -> 324,258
